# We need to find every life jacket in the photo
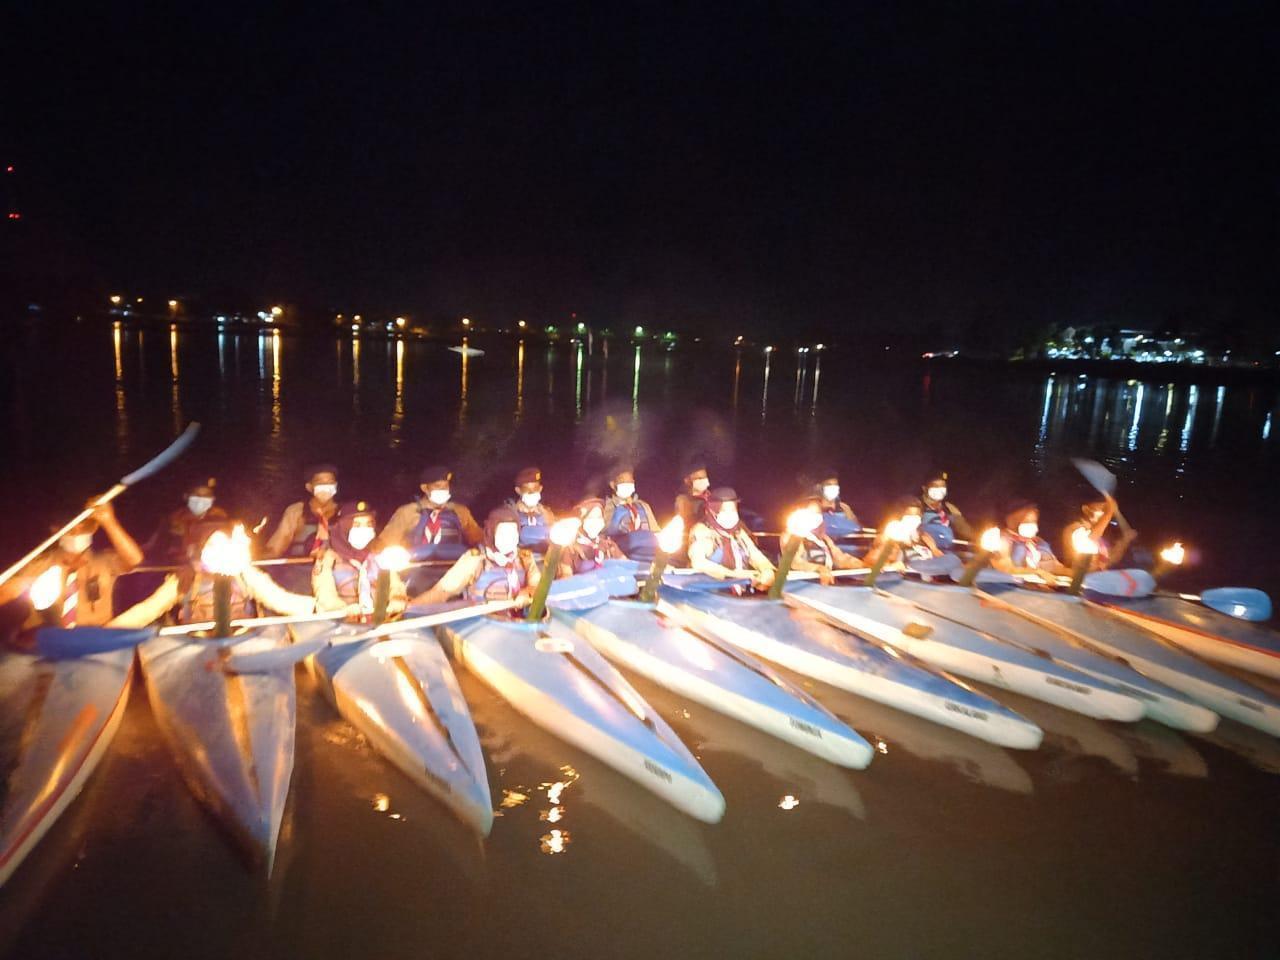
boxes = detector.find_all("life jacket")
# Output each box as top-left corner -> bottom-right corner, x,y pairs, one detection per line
799,534 -> 834,568
330,555 -> 378,613
706,524 -> 751,571
607,500 -> 652,535
288,503 -> 340,558
181,574 -> 256,624
513,506 -> 550,547
469,552 -> 529,603
921,501 -> 955,549
1005,532 -> 1056,569
820,506 -> 861,539
408,501 -> 467,559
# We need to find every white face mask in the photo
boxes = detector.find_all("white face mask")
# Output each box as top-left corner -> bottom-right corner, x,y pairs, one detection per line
927,487 -> 947,502
615,483 -> 635,499
428,488 -> 452,506
582,516 -> 605,539
691,477 -> 710,495
1017,522 -> 1039,539
821,484 -> 840,501
313,484 -> 337,503
188,496 -> 213,517
493,525 -> 520,555
60,533 -> 93,555
347,526 -> 376,550
715,509 -> 739,529
521,491 -> 542,508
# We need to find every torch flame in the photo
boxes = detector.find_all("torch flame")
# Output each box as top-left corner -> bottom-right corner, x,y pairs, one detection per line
900,512 -> 922,534
785,506 -> 824,538
1159,542 -> 1185,566
201,524 -> 252,576
549,518 -> 581,548
656,516 -> 685,555
29,564 -> 64,611
1071,525 -> 1100,557
884,519 -> 910,544
979,526 -> 1003,553
376,545 -> 411,573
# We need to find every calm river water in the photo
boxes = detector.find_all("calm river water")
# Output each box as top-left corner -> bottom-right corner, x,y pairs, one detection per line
0,322 -> 1277,959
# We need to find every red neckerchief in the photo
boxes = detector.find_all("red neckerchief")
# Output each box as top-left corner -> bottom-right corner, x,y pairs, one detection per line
707,516 -> 748,569
1006,530 -> 1042,568
575,535 -> 607,569
928,501 -> 951,526
422,510 -> 444,544
486,548 -> 522,597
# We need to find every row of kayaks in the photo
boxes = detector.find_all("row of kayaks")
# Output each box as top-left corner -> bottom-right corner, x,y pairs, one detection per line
3,569 -> 1279,886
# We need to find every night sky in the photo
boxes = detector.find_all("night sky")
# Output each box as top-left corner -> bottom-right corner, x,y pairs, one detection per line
4,2 -> 1276,345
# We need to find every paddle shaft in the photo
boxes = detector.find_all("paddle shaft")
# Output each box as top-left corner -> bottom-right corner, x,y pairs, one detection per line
0,423 -> 201,590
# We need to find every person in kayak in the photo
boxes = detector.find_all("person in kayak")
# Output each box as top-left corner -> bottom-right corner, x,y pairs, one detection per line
263,464 -> 341,558
314,501 -> 408,620
920,471 -> 973,550
112,520 -> 317,627
143,477 -> 227,563
558,498 -> 628,576
813,470 -> 861,539
1061,494 -> 1137,571
993,502 -> 1070,583
0,502 -> 145,636
505,467 -> 556,549
783,498 -> 865,584
603,465 -> 658,537
688,487 -> 775,589
870,501 -> 943,567
411,506 -> 541,606
674,459 -> 712,532
374,465 -> 483,560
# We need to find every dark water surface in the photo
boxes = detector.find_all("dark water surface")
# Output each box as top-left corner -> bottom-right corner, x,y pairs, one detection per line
1,324 -> 1277,959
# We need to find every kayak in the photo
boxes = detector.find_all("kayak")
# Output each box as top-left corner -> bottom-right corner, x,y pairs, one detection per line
308,624 -> 493,835
1092,594 -> 1280,681
553,598 -> 875,769
982,584 -> 1280,737
0,647 -> 134,887
139,626 -> 297,872
440,616 -> 725,823
784,582 -> 1144,722
657,587 -> 1044,750
879,579 -> 1219,733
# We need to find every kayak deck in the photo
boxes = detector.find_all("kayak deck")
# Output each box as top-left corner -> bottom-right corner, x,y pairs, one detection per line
139,626 -> 297,872
310,623 -> 493,835
441,616 -> 725,823
0,648 -> 133,887
658,587 -> 1043,750
555,599 -> 875,768
785,582 -> 1144,722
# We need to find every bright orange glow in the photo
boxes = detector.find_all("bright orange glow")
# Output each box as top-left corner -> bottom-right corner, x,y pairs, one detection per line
376,545 -> 411,573
979,526 -> 1002,552
29,564 -> 64,610
550,518 -> 581,547
168,299 -> 178,309
1071,526 -> 1100,556
900,513 -> 922,534
1160,542 -> 1185,566
270,305 -> 283,317
884,519 -> 910,544
201,524 -> 251,575
109,294 -> 122,305
656,515 -> 685,554
785,506 -> 824,537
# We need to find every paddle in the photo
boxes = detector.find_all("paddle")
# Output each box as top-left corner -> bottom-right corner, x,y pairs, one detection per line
1071,457 -> 1136,546
0,423 -> 202,589
1173,587 -> 1271,622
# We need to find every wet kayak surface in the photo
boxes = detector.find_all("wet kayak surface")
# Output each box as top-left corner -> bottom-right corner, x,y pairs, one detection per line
1,330 -> 1279,958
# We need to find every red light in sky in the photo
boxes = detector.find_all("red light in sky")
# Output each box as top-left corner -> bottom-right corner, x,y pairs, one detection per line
4,165 -> 12,173
7,212 -> 20,220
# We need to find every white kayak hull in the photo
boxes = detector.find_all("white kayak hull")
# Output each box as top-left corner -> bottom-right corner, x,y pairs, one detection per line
555,599 -> 874,769
1095,597 -> 1280,681
881,579 -> 1219,733
987,586 -> 1280,738
442,617 -> 725,823
311,625 -> 493,835
785,583 -> 1144,722
658,589 -> 1043,750
0,648 -> 133,887
139,626 -> 297,872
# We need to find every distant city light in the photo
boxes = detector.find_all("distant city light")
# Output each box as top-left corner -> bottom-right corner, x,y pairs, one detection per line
395,316 -> 406,328
168,299 -> 178,309
518,320 -> 527,329
110,295 -> 122,305
634,325 -> 644,336
270,305 -> 283,317
462,317 -> 471,327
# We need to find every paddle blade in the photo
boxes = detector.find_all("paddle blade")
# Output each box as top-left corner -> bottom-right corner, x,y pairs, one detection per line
225,635 -> 331,674
1072,458 -> 1118,496
1082,569 -> 1156,598
821,512 -> 862,539
662,572 -> 753,592
907,554 -> 964,577
545,577 -> 611,611
1200,587 -> 1272,622
120,422 -> 202,486
35,626 -> 155,660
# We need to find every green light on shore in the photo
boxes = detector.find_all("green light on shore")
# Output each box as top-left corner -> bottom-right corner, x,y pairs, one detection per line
634,325 -> 645,337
